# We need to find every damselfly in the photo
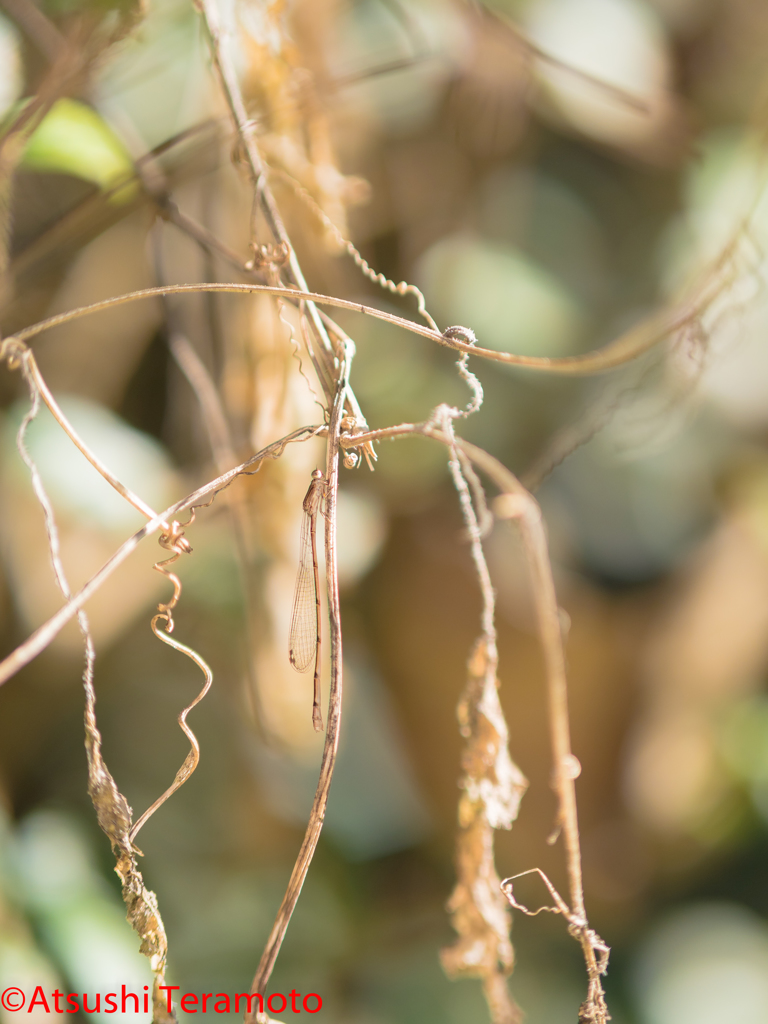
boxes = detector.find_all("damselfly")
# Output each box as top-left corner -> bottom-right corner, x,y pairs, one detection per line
289,469 -> 326,732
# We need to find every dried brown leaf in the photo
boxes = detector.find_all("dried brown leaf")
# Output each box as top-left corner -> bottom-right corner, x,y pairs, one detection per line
441,640 -> 528,1024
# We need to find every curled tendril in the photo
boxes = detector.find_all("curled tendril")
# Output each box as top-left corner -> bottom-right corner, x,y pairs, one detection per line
245,240 -> 290,273
153,516 -> 194,630
129,508 -> 212,846
267,166 -> 440,333
442,326 -> 484,418
500,869 -> 610,1024
1,335 -> 27,370
246,240 -> 328,420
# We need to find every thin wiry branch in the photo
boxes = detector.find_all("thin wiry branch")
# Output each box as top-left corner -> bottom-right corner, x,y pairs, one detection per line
128,512 -> 214,846
6,340 -> 94,653
339,419 -> 608,1021
1,337 -> 170,526
3,336 -> 176,1023
440,409 -> 527,1024
194,0 -> 349,413
155,194 -> 345,424
0,426 -> 323,686
6,122 -> 220,288
247,343 -> 350,1011
158,196 -> 254,275
8,237 -> 743,378
247,240 -> 328,419
268,166 -> 439,332
168,331 -> 238,470
445,433 -> 494,641
489,9 -> 650,114
491,487 -> 608,1023
151,221 -> 273,735
500,870 -> 609,1024
520,359 -> 658,491
459,451 -> 494,538
165,326 -> 272,733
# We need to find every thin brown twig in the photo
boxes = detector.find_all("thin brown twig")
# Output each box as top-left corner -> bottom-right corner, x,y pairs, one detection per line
500,870 -> 609,1023
0,17 -> 93,278
247,344 -> 350,1010
6,122 -> 221,287
4,333 -> 177,1022
267,165 -> 439,332
339,419 -> 608,1021
493,11 -> 650,114
7,335 -> 96,672
1,336 -> 170,527
128,511 -> 214,845
439,409 -> 527,1023
326,2 -> 650,116
8,242 -> 739,376
0,40 -> 79,146
155,202 -> 361,431
161,296 -> 276,737
459,450 -> 494,537
442,449 -> 609,1023
0,425 -> 324,686
168,331 -> 238,471
152,308 -> 271,791
193,0 -> 336,400
159,198 -> 254,277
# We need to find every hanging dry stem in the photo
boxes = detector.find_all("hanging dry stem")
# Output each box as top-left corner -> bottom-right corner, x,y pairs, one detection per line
1,336 -> 176,1023
339,418 -> 609,1019
437,393 -> 528,1022
4,39 -> 767,1011
0,425 -> 324,686
441,635 -> 528,1024
247,345 -> 351,1008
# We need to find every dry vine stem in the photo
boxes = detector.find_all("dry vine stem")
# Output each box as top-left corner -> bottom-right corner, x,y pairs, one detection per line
3,22 -> 766,1018
244,351 -> 349,1014
192,0 -> 374,431
436,381 -> 529,1024
0,336 -> 176,1023
0,422 -> 324,682
340,420 -> 610,1021
0,333 -> 351,1015
500,870 -> 610,1024
4,217 -> 748,379
128,511 -> 214,846
0,222 -> 748,1018
0,181 -> 756,1013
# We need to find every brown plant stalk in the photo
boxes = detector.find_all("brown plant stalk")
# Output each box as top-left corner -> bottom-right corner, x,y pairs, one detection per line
0,424 -> 324,686
2,335 -> 176,1023
247,343 -> 350,1012
339,421 -> 610,1020
439,414 -> 528,1023
6,257 -> 740,379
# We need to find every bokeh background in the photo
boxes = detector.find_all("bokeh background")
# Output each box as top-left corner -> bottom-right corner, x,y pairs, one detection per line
3,0 -> 768,1022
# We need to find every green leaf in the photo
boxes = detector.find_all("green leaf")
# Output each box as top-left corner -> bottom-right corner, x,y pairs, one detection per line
21,98 -> 136,202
